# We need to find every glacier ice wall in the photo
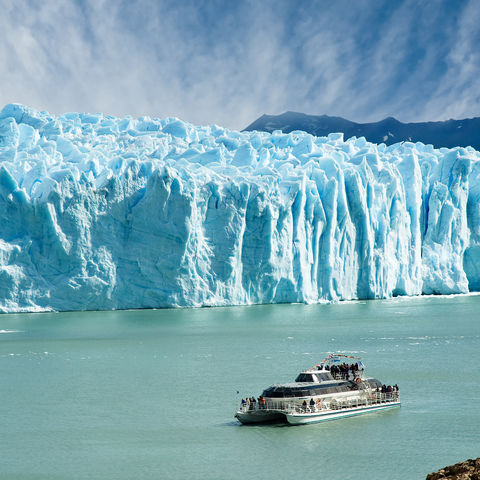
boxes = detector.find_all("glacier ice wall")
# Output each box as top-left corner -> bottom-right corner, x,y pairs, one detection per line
0,103 -> 479,313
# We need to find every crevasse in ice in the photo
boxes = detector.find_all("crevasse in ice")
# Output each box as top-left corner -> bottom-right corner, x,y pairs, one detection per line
0,103 -> 478,312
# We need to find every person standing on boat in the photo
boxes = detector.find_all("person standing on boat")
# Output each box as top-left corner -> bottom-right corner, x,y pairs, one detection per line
393,384 -> 399,400
309,398 -> 315,412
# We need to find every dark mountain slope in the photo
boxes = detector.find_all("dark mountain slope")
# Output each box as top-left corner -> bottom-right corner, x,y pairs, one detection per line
244,111 -> 480,149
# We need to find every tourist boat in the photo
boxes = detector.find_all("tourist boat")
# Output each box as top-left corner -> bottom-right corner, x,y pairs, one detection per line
235,354 -> 400,425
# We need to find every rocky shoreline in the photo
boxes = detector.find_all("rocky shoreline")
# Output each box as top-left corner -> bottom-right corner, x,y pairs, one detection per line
426,458 -> 480,479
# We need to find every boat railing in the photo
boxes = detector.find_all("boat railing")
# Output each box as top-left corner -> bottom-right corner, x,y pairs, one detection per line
331,372 -> 364,381
237,391 -> 400,414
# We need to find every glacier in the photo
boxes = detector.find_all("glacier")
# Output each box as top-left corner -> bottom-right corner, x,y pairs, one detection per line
0,103 -> 479,313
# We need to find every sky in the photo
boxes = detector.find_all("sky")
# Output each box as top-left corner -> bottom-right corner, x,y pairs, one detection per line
1,0 -> 480,130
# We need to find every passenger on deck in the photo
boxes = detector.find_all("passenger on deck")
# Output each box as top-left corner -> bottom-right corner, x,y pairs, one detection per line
309,398 -> 315,411
302,400 -> 307,412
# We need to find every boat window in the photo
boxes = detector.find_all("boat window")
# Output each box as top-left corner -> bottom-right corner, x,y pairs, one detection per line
263,386 -> 297,398
295,374 -> 314,383
289,388 -> 304,397
262,387 -> 275,397
264,382 -> 355,398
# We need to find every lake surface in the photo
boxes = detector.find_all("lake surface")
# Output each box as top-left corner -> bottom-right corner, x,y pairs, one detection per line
1,295 -> 479,479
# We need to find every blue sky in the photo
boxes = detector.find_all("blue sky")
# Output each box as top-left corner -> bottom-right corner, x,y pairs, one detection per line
1,0 -> 480,129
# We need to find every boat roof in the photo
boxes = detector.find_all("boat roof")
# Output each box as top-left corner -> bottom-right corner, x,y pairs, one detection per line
271,377 -> 375,389
277,381 -> 342,387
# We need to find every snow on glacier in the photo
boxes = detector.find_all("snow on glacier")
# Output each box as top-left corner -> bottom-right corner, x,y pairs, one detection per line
0,103 -> 478,313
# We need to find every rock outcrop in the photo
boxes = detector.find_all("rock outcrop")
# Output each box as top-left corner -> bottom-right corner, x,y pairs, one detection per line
426,458 -> 480,480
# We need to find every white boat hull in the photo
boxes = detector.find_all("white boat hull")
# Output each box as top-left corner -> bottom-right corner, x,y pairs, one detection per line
285,401 -> 401,425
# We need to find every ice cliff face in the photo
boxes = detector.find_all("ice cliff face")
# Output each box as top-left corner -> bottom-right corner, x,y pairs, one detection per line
0,104 -> 478,313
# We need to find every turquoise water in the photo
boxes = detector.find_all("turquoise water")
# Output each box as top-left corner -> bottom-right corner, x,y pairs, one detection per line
1,295 -> 479,479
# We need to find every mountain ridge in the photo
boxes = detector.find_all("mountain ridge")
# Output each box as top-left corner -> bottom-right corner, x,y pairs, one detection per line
244,111 -> 480,149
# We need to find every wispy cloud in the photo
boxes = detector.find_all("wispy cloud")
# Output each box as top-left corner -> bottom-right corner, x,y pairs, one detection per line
0,0 -> 479,129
